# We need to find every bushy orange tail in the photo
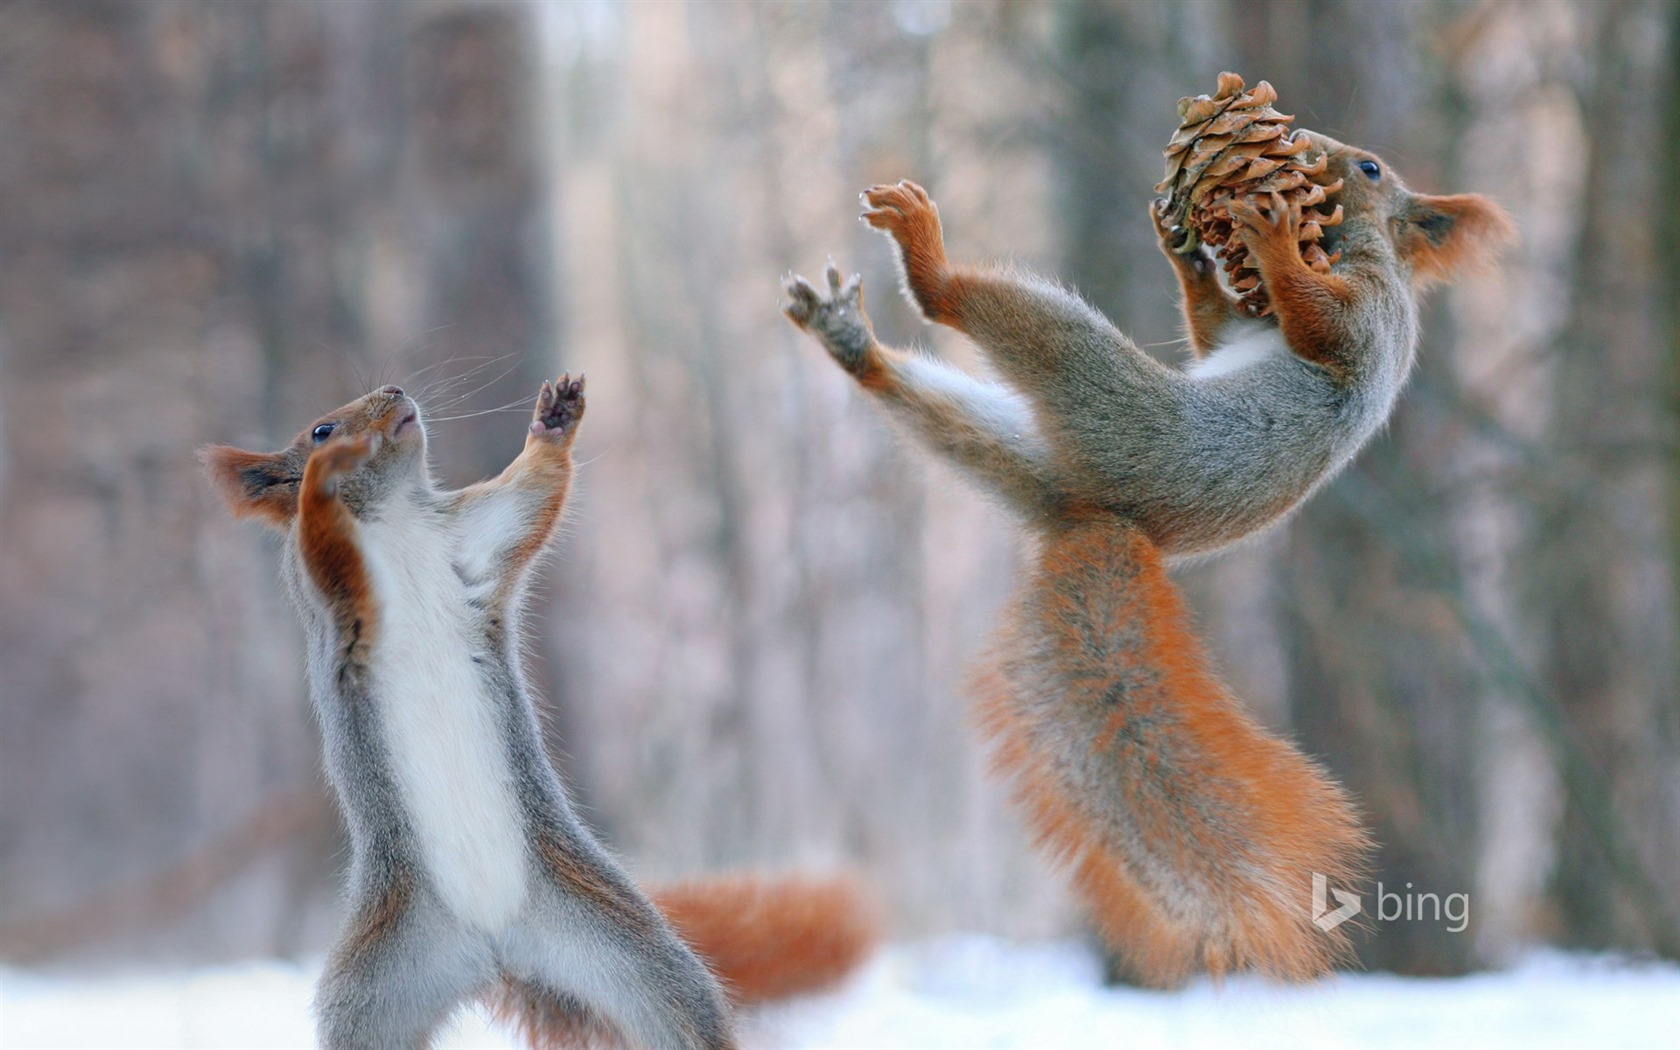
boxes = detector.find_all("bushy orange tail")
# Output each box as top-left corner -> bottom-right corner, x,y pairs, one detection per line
976,523 -> 1371,985
487,874 -> 876,1048
650,872 -> 880,1005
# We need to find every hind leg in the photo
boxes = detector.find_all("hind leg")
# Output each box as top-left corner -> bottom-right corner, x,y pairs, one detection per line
497,836 -> 735,1049
501,895 -> 735,1049
315,875 -> 493,1050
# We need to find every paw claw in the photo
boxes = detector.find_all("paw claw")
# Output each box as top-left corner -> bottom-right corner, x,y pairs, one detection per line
1229,189 -> 1304,268
1152,200 -> 1201,258
782,275 -> 823,326
860,208 -> 895,230
859,179 -> 944,260
531,371 -> 586,439
781,263 -> 873,377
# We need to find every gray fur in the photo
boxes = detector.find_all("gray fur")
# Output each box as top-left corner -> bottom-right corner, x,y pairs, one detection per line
784,165 -> 1502,981
779,164 -> 1507,981
785,234 -> 1416,559
276,395 -> 733,1049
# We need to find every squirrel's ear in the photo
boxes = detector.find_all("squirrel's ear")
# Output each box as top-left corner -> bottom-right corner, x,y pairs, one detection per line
200,445 -> 300,527
1395,193 -> 1516,289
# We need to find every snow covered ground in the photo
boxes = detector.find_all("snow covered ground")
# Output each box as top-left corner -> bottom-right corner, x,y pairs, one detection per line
4,936 -> 1678,1049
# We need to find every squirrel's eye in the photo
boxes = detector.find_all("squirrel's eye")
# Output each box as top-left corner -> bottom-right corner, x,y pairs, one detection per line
1357,160 -> 1381,180
312,423 -> 337,443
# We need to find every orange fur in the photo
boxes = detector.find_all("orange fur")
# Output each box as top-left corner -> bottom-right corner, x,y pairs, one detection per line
650,874 -> 880,1006
334,867 -> 414,963
862,181 -> 967,326
485,873 -> 876,1048
854,349 -> 898,394
1232,192 -> 1361,383
795,149 -> 1510,988
1150,201 -> 1240,357
454,435 -> 577,610
1397,192 -> 1516,289
1179,274 -> 1240,356
200,444 -> 302,527
977,524 -> 1369,985
1224,138 -> 1515,384
296,435 -> 380,638
484,977 -> 624,1050
533,831 -> 660,939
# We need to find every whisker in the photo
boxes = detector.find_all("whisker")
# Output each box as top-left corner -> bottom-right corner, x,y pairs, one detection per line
424,361 -> 526,413
412,354 -> 524,404
1140,337 -> 1191,351
572,446 -> 612,469
426,394 -> 539,423
318,340 -> 370,400
406,351 -> 518,397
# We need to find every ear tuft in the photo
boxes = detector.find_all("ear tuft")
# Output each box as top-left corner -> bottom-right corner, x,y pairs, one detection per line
200,444 -> 299,527
1399,193 -> 1516,288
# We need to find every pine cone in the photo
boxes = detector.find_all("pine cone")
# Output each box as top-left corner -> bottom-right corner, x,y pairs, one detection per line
1155,72 -> 1344,317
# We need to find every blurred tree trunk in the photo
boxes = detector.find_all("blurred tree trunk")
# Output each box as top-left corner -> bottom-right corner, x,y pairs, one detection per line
547,0 -> 1068,939
1664,0 -> 1680,678
1230,0 -> 1486,975
399,7 -> 555,483
1051,2 -> 1183,346
0,0 -> 343,963
2,0 -> 1676,973
1539,0 -> 1680,957
0,0 -> 551,963
1666,3 -> 1680,639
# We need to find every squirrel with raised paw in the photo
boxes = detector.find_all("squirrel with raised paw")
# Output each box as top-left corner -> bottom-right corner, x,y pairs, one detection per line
784,131 -> 1511,984
203,378 -> 875,1048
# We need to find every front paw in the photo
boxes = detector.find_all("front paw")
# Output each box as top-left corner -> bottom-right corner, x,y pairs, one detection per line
860,180 -> 943,255
310,432 -> 380,484
1229,190 -> 1301,262
1151,199 -> 1216,277
860,180 -> 956,323
530,373 -> 586,441
1150,198 -> 1192,252
782,263 -> 874,379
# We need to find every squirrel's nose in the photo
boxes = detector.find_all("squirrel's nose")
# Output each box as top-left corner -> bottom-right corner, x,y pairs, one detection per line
381,385 -> 405,399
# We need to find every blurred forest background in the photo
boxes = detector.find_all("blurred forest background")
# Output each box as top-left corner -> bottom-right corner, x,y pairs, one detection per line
1,0 -> 1677,982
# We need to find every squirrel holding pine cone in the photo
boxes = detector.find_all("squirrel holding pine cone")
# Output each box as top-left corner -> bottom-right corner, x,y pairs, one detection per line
784,73 -> 1513,985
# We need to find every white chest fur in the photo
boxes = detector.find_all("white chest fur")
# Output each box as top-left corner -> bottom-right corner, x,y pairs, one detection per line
1188,321 -> 1289,379
360,509 -> 528,930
